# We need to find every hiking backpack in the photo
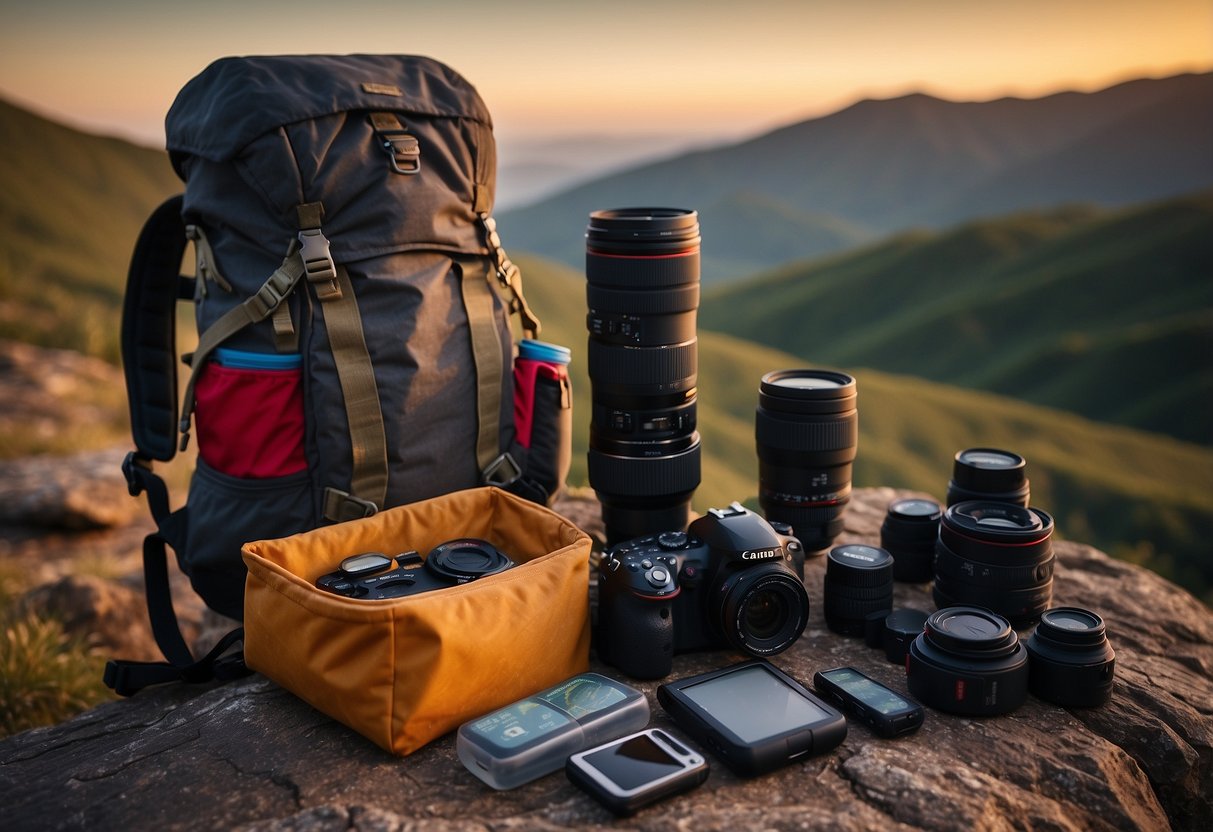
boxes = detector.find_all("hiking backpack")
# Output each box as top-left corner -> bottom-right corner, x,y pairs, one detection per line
107,55 -> 570,695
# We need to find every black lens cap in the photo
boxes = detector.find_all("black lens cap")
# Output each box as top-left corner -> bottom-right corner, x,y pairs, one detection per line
1033,607 -> 1107,647
925,606 -> 1018,656
426,538 -> 515,582
827,544 -> 894,586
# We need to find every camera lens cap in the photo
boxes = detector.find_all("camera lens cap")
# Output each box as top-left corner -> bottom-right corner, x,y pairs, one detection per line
1032,607 -> 1108,648
427,538 -> 515,582
925,606 -> 1018,657
826,544 -> 894,586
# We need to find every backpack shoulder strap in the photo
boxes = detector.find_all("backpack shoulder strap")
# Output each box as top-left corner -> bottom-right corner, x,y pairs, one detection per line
122,195 -> 191,462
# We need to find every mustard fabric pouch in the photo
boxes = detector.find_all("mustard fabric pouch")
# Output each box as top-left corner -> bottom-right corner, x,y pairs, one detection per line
241,486 -> 591,755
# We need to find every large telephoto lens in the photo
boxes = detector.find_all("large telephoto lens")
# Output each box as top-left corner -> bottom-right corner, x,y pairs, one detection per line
586,208 -> 702,544
933,501 -> 1055,627
756,369 -> 858,552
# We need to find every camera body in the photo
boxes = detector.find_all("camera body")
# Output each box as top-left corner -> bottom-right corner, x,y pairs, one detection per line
597,503 -> 808,679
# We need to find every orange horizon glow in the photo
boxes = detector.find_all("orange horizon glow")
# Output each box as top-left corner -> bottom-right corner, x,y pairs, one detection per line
0,0 -> 1209,148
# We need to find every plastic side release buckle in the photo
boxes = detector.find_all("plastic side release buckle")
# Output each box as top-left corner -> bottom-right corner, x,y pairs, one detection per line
122,451 -> 152,497
482,452 -> 522,487
323,487 -> 380,523
298,228 -> 340,299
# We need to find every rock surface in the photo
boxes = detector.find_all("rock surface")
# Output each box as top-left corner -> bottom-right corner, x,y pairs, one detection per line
1,487 -> 1210,832
0,447 -> 139,530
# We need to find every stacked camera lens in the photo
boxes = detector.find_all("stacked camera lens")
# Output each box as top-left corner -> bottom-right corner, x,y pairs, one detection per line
881,499 -> 942,583
946,448 -> 1029,507
1025,607 -> 1116,707
756,370 -> 858,552
823,544 -> 893,636
585,208 -> 701,545
906,606 -> 1029,716
933,502 -> 1054,627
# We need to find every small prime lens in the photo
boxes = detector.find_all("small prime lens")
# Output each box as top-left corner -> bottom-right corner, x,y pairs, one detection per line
756,369 -> 858,552
823,544 -> 893,636
1025,607 -> 1115,707
586,208 -> 702,544
907,606 -> 1029,716
881,498 -> 942,583
947,448 -> 1029,507
933,501 -> 1055,627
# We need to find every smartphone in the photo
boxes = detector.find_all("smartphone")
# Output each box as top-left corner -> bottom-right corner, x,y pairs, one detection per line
812,666 -> 924,737
565,728 -> 709,816
656,660 -> 847,776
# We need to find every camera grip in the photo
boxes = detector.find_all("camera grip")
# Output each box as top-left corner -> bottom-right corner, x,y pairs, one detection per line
599,592 -> 674,680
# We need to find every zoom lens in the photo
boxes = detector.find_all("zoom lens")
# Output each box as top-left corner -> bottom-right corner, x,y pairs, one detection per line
933,501 -> 1055,627
586,208 -> 702,544
1025,607 -> 1116,707
881,498 -> 942,583
906,606 -> 1029,716
756,369 -> 858,552
823,544 -> 894,637
718,568 -> 810,656
946,448 -> 1029,507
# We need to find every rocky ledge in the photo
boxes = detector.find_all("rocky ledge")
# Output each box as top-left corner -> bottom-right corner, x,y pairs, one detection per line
1,487 -> 1210,831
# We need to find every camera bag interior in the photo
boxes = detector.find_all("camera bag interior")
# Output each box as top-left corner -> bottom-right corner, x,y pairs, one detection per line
240,486 -> 591,755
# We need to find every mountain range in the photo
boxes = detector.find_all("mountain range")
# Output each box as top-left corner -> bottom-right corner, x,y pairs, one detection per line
701,192 -> 1213,445
0,80 -> 1210,603
498,72 -> 1213,283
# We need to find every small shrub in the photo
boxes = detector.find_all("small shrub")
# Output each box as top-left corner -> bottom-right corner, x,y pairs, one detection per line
0,611 -> 112,738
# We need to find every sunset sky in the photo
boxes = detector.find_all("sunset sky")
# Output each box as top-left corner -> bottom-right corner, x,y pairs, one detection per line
0,0 -> 1209,150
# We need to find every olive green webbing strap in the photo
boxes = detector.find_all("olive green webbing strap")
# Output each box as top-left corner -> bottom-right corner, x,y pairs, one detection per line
320,264 -> 389,515
178,252 -> 306,450
458,257 -> 507,474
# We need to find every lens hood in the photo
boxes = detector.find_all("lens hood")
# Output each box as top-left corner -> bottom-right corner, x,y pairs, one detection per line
1025,607 -> 1116,707
906,606 -> 1029,716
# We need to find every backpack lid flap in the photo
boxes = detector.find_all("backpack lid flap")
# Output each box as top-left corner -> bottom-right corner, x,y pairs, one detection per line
166,54 -> 493,172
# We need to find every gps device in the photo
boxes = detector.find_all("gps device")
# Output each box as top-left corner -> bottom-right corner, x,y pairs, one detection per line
566,728 -> 709,816
456,673 -> 650,789
812,666 -> 924,737
656,660 -> 847,776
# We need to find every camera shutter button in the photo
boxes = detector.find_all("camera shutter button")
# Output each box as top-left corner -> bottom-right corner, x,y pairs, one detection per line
647,567 -> 671,588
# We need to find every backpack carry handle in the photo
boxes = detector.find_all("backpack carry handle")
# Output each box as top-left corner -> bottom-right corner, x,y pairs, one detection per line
122,194 -> 191,462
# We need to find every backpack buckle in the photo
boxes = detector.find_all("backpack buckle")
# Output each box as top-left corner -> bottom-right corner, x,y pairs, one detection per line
122,451 -> 152,497
323,487 -> 380,523
482,452 -> 522,487
298,228 -> 340,299
383,134 -> 421,175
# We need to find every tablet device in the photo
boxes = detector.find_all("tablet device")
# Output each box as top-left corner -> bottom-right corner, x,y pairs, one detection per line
657,659 -> 847,776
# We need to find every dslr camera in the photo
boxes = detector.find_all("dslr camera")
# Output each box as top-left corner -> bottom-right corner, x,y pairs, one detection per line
596,503 -> 809,679
316,538 -> 514,600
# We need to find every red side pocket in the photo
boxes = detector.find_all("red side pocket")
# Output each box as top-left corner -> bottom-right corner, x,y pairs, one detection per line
194,363 -> 307,478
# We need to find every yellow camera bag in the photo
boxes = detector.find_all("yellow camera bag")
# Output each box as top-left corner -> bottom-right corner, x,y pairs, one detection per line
240,486 -> 591,755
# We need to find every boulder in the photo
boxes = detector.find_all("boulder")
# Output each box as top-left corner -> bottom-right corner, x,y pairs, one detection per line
1,487 -> 1209,831
0,448 -> 138,530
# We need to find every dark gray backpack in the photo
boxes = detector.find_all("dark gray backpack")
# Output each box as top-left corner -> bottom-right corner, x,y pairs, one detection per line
109,55 -> 567,695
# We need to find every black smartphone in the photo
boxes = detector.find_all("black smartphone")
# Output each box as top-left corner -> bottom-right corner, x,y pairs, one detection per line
812,666 -> 924,737
565,728 -> 709,816
656,660 -> 847,776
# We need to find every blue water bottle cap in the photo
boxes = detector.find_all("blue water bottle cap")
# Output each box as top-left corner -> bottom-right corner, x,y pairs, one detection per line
518,339 -> 572,365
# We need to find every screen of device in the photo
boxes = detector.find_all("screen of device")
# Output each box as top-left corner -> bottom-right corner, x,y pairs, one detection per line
680,664 -> 830,743
819,668 -> 910,715
582,733 -> 683,791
